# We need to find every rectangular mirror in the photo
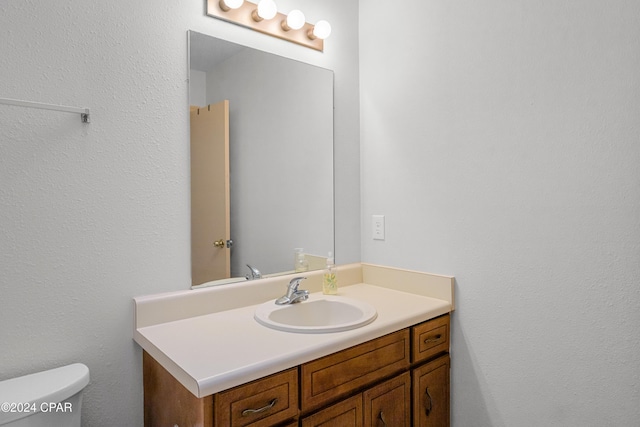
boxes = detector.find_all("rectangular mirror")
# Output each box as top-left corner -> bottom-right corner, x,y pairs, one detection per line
188,31 -> 334,287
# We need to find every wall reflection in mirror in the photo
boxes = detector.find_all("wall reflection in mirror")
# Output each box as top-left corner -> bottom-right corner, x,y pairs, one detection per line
188,31 -> 334,288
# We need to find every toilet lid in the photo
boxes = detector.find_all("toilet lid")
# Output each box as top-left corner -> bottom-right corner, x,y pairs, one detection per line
0,363 -> 89,424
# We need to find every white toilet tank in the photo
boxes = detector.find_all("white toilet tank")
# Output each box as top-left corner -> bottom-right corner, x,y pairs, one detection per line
0,363 -> 89,427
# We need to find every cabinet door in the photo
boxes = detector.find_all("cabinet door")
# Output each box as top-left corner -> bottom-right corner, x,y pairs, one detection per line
412,354 -> 450,427
301,394 -> 363,427
363,372 -> 411,427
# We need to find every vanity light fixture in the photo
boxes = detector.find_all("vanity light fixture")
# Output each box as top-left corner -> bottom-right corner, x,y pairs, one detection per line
206,0 -> 330,51
282,9 -> 305,31
252,0 -> 277,21
308,20 -> 332,40
219,0 -> 244,11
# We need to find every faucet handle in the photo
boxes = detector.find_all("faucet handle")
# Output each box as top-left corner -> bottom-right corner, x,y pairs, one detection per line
246,264 -> 262,280
288,276 -> 307,291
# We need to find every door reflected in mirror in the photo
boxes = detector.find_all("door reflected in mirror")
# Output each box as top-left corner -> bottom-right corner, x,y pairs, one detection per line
189,31 -> 334,287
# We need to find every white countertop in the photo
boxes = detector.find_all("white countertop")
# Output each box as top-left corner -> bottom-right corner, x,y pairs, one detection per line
135,282 -> 451,397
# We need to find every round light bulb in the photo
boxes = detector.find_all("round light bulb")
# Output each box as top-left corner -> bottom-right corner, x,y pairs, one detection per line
312,20 -> 331,40
285,10 -> 305,30
257,0 -> 277,20
220,0 -> 243,10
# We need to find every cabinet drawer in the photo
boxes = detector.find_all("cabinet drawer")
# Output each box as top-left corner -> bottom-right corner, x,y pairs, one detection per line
412,314 -> 450,364
214,368 -> 298,426
301,329 -> 410,413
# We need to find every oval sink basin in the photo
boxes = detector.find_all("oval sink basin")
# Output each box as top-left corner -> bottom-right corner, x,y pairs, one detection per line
254,295 -> 377,333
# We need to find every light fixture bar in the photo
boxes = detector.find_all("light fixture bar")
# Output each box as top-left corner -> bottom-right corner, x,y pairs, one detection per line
206,0 -> 325,52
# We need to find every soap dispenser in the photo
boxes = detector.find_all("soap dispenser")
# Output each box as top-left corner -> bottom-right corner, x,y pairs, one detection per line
322,251 -> 338,295
294,248 -> 309,272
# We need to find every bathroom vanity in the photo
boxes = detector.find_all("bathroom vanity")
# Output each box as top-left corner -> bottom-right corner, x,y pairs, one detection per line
134,263 -> 454,426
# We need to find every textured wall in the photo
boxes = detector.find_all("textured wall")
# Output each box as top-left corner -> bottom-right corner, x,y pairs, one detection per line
0,1 -> 359,425
360,0 -> 640,425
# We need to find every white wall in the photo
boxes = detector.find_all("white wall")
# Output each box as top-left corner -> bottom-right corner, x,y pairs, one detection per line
0,1 -> 359,425
360,0 -> 640,425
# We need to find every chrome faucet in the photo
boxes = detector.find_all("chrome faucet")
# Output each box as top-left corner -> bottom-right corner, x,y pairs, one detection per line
246,264 -> 262,281
276,277 -> 309,305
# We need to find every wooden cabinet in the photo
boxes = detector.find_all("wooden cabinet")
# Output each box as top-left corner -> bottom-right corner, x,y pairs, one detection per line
412,355 -> 450,427
300,372 -> 412,427
143,351 -> 214,427
143,314 -> 450,427
412,314 -> 450,364
301,395 -> 362,427
300,329 -> 409,413
363,372 -> 411,426
213,368 -> 298,426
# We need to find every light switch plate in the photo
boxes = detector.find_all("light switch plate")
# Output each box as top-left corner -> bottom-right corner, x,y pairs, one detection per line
373,215 -> 385,240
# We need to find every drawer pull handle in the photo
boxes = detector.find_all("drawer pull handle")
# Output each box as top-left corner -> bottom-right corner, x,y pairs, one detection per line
424,334 -> 442,343
425,387 -> 433,416
378,411 -> 387,426
241,398 -> 278,416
